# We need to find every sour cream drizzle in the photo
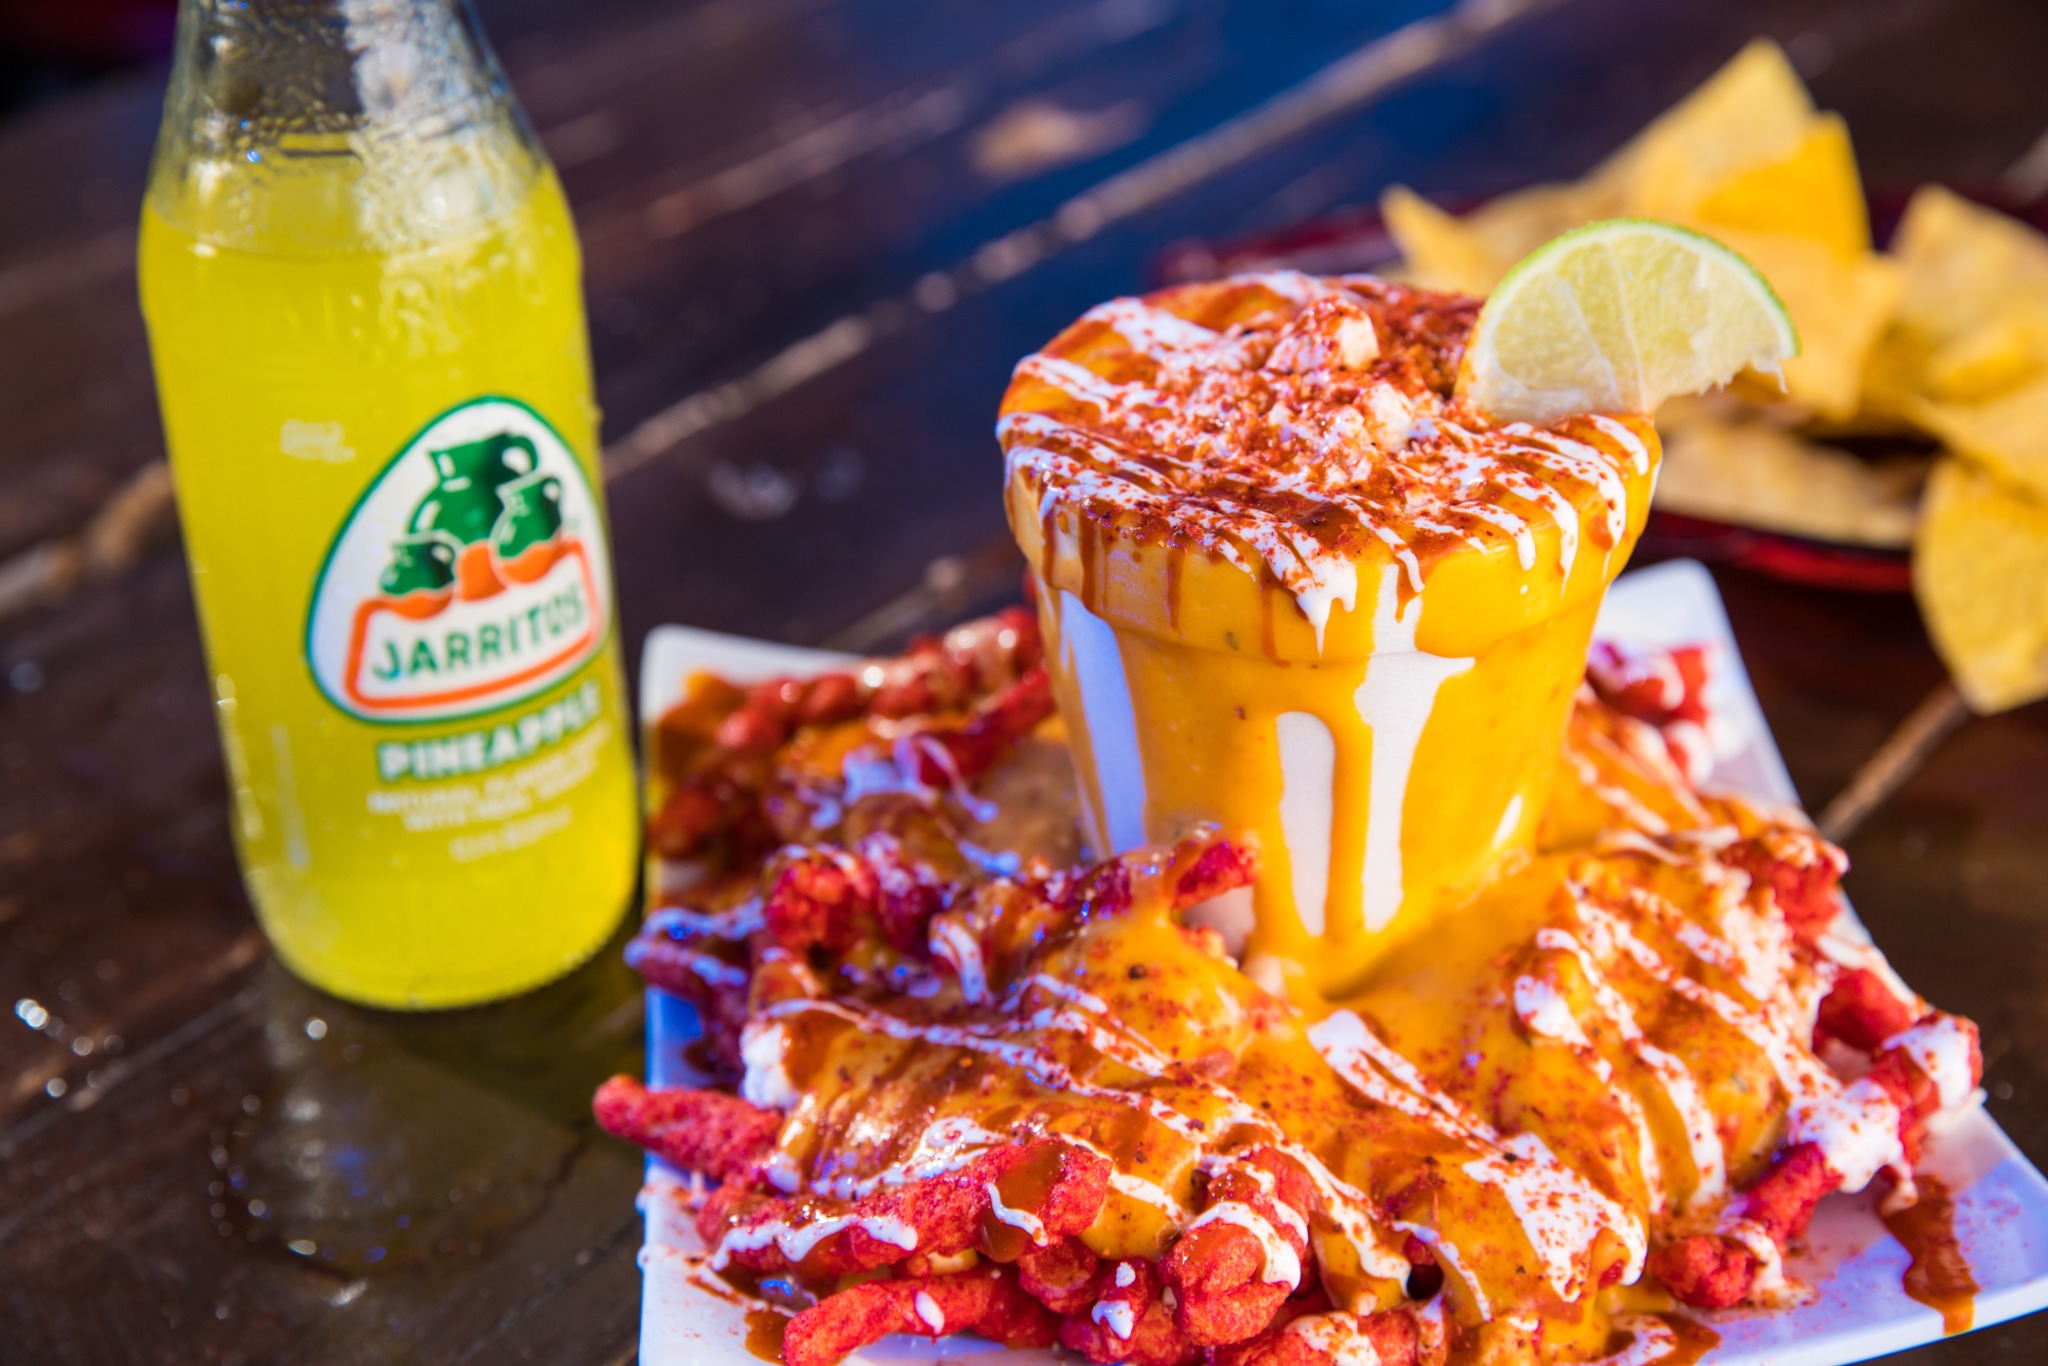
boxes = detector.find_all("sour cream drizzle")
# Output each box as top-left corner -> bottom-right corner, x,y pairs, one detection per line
764,980 -> 1418,1289
1884,1015 -> 1979,1113
1589,1314 -> 1679,1366
986,1182 -> 1050,1244
1188,1202 -> 1303,1288
1062,1134 -> 1193,1224
1524,926 -> 1726,1208
807,1115 -> 1009,1200
1573,898 -> 1826,1101
745,807 -> 1935,1331
1311,1009 -> 1647,1301
1000,276 -> 1646,652
1286,1312 -> 1387,1366
712,1210 -> 919,1269
1091,1299 -> 1136,1339
1565,886 -> 1936,1198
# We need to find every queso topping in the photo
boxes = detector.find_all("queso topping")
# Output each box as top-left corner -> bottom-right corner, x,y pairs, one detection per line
998,272 -> 1656,635
601,612 -> 1983,1366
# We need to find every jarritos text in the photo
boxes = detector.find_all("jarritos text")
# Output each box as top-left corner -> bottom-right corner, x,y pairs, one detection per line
307,398 -> 614,724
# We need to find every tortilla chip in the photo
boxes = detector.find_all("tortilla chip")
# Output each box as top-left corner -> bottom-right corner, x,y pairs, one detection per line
1688,114 -> 1870,260
1463,181 -> 1620,275
1593,39 -> 1814,205
1890,185 -> 2048,353
1914,457 -> 2048,712
1655,411 -> 1924,547
1381,185 -> 1501,294
1384,176 -> 1667,297
1712,228 -> 1901,420
1860,330 -> 1933,423
1863,189 -> 2048,422
1911,374 -> 2048,500
1923,304 -> 2048,401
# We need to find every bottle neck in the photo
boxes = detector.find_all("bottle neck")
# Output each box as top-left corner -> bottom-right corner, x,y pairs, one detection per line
147,0 -> 547,256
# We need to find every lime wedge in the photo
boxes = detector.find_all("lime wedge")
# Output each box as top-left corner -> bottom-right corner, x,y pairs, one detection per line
1459,217 -> 1800,424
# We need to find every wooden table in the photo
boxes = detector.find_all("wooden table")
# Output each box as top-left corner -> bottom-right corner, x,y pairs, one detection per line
3,0 -> 2046,1360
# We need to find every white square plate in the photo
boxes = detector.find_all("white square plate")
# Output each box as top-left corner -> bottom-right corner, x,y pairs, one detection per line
631,558 -> 2048,1365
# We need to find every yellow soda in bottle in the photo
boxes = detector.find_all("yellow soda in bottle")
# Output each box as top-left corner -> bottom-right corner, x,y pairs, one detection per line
138,0 -> 636,1006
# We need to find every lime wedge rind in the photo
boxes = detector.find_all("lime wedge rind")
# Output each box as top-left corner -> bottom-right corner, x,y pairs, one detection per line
1462,217 -> 1800,425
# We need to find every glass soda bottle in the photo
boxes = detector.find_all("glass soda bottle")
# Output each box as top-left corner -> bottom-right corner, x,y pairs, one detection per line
139,0 -> 637,1007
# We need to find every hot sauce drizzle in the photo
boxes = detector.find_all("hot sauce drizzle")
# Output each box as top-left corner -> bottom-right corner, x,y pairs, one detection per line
1258,577 -> 1278,660
616,622 -> 1989,1366
1078,515 -> 1101,613
1663,1313 -> 1720,1365
617,249 -> 1989,1364
1595,1312 -> 1720,1366
1165,543 -> 1185,632
744,1307 -> 792,1362
997,273 -> 1654,646
1881,1175 -> 1978,1334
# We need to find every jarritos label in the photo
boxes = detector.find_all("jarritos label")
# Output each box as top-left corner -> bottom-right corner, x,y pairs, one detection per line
307,397 -> 613,724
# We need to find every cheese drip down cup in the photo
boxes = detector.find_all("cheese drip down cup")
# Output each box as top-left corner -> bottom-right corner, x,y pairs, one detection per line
998,273 -> 1659,994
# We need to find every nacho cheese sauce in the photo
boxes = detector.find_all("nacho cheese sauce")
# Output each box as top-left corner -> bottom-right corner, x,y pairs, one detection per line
624,619 -> 1983,1366
999,272 -> 1659,991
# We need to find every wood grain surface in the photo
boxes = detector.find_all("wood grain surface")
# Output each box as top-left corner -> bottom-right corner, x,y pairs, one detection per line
2,0 -> 2046,1361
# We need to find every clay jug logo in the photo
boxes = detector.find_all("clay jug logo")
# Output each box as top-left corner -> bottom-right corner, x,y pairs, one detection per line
307,398 -> 611,723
